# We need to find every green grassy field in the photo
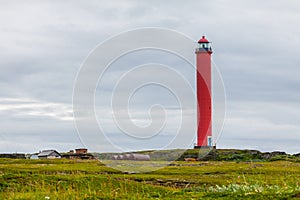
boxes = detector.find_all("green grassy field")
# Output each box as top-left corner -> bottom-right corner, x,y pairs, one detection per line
0,158 -> 299,199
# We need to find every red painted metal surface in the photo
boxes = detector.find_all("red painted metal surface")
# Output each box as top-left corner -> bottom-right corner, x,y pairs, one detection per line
198,36 -> 209,43
196,36 -> 212,147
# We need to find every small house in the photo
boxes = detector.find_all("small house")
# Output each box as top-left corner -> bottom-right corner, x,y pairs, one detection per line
38,150 -> 61,159
75,148 -> 88,154
0,153 -> 25,159
30,154 -> 39,159
112,153 -> 150,161
61,148 -> 93,159
130,154 -> 150,161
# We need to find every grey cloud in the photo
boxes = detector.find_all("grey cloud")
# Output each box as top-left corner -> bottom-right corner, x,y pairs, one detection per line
0,0 -> 300,153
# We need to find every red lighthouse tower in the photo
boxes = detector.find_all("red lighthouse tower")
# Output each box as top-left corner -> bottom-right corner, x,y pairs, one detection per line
195,36 -> 213,148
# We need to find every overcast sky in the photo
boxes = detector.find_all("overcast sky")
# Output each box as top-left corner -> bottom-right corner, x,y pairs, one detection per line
0,0 -> 300,154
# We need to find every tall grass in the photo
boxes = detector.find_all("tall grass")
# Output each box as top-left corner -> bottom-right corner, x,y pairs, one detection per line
0,159 -> 299,199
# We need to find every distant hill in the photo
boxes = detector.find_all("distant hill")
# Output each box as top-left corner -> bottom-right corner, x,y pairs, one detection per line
178,149 -> 300,162
93,149 -> 300,162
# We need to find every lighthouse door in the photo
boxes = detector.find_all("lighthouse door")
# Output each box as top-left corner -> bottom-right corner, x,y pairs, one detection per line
207,136 -> 212,147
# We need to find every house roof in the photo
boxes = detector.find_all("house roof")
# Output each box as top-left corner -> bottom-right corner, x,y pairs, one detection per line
38,150 -> 61,157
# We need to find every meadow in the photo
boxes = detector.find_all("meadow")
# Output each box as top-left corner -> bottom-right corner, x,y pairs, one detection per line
0,158 -> 299,199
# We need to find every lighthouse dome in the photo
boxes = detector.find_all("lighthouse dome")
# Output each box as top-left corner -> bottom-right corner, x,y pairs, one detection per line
198,36 -> 209,43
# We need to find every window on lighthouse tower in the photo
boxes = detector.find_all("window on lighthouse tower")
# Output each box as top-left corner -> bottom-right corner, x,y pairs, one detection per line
201,43 -> 209,49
